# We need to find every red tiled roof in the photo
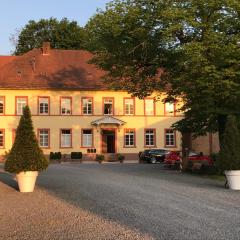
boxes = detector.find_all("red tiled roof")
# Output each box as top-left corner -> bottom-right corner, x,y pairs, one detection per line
0,56 -> 17,68
0,49 -> 106,90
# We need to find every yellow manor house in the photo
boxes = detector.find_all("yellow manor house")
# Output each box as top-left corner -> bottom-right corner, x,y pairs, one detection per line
0,42 -> 216,161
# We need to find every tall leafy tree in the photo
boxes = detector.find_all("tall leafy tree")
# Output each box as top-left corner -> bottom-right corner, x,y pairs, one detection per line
12,18 -> 86,55
85,0 -> 240,147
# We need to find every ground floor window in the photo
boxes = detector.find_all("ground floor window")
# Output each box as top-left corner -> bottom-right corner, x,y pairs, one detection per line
60,129 -> 72,148
124,129 -> 135,147
82,129 -> 93,147
0,129 -> 4,148
38,129 -> 50,148
145,129 -> 156,147
165,129 -> 176,147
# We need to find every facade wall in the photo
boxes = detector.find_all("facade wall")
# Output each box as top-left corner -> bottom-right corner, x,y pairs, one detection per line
191,133 -> 220,155
0,90 -> 184,158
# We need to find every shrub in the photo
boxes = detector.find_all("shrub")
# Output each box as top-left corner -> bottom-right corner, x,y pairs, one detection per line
50,152 -> 62,160
217,115 -> 240,172
117,154 -> 125,163
96,154 -> 104,163
4,106 -> 49,173
71,152 -> 82,159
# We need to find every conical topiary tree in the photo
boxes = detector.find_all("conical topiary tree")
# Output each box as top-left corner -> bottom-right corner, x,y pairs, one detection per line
4,106 -> 49,173
217,115 -> 240,172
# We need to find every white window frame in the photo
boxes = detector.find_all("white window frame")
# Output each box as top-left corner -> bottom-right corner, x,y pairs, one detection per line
61,97 -> 72,115
165,129 -> 176,147
16,97 -> 27,115
165,102 -> 175,116
124,129 -> 135,147
124,98 -> 134,115
103,98 -> 114,115
39,97 -> 49,115
60,129 -> 72,148
0,97 -> 5,115
38,129 -> 49,148
82,98 -> 93,115
145,129 -> 155,147
145,99 -> 154,116
82,129 -> 93,147
0,130 -> 4,148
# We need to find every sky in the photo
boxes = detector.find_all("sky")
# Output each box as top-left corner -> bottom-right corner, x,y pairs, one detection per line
0,0 -> 110,55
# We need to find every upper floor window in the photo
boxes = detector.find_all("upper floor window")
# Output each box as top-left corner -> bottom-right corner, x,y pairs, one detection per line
38,97 -> 50,115
165,102 -> 175,116
38,129 -> 50,148
103,98 -> 114,115
60,97 -> 72,115
145,129 -> 156,147
0,129 -> 4,148
124,98 -> 134,115
165,129 -> 176,147
144,99 -> 155,116
82,129 -> 93,147
124,129 -> 135,147
0,97 -> 5,115
16,97 -> 28,115
82,98 -> 93,115
60,129 -> 72,148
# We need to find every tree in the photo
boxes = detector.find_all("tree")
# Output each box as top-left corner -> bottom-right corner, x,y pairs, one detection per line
4,106 -> 49,173
11,18 -> 86,55
218,115 -> 240,172
85,0 -> 240,147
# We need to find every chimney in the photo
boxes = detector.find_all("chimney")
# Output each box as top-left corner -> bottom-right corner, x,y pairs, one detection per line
42,42 -> 50,55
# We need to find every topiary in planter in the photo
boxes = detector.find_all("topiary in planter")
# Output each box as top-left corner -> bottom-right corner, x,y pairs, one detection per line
4,106 -> 49,173
217,115 -> 240,172
96,154 -> 104,164
117,154 -> 125,163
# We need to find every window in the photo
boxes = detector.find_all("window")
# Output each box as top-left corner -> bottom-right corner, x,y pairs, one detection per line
103,98 -> 114,115
60,97 -> 72,115
82,98 -> 93,115
0,129 -> 4,148
38,97 -> 50,115
165,102 -> 175,116
60,129 -> 72,148
0,97 -> 5,115
38,129 -> 50,148
144,99 -> 155,115
145,129 -> 156,147
82,129 -> 93,147
124,98 -> 134,115
16,97 -> 27,115
124,129 -> 135,147
165,129 -> 176,147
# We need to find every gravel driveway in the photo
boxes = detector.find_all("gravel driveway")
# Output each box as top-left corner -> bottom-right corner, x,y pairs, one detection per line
0,163 -> 240,240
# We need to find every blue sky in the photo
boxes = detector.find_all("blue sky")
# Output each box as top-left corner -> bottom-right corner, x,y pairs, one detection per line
0,0 -> 110,55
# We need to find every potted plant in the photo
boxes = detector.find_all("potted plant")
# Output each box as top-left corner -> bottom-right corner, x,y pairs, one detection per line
4,106 -> 49,192
96,154 -> 104,164
117,154 -> 125,163
218,115 -> 240,190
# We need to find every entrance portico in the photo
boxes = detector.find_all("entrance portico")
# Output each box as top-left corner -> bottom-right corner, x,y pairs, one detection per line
91,116 -> 126,154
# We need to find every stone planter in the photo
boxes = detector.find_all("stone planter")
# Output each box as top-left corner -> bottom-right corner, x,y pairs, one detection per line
16,171 -> 38,193
225,170 -> 240,190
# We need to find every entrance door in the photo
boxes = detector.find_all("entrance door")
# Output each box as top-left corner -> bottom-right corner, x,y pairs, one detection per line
102,130 -> 116,153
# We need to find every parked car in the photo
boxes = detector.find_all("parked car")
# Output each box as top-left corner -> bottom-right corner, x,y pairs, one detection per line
188,151 -> 213,166
139,149 -> 170,164
164,151 -> 181,167
164,151 -> 213,167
